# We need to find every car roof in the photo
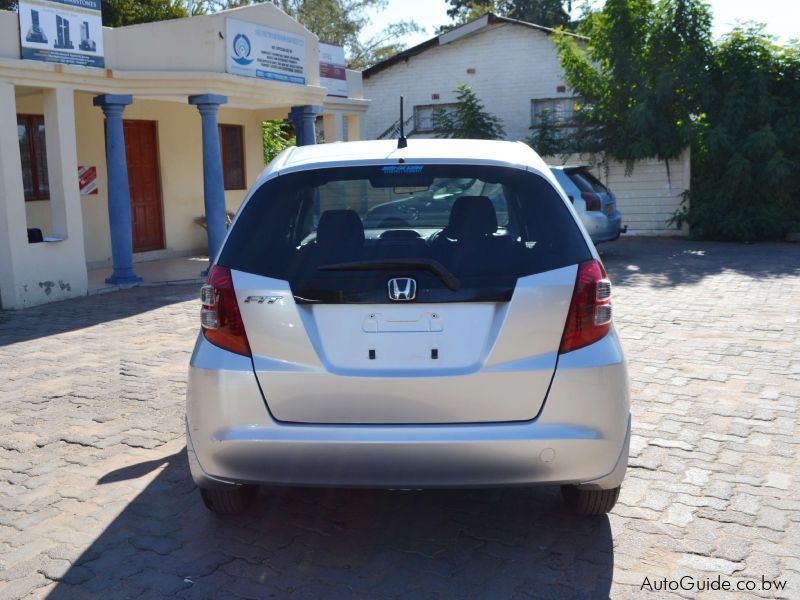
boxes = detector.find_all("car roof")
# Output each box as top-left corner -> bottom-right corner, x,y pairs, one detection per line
261,139 -> 553,182
549,165 -> 590,171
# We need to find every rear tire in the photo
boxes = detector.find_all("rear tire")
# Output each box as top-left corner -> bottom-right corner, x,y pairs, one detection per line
561,485 -> 620,515
200,485 -> 258,515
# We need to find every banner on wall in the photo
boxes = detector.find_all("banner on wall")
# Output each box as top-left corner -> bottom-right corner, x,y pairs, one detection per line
225,18 -> 306,85
18,0 -> 104,68
319,42 -> 347,97
78,165 -> 97,195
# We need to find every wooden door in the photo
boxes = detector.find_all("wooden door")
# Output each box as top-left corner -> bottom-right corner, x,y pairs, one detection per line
123,120 -> 164,252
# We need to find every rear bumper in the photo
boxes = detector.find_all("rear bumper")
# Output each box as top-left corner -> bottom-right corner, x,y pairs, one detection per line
581,211 -> 624,244
186,332 -> 630,490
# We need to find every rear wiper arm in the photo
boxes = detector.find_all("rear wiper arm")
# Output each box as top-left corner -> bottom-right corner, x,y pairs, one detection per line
318,258 -> 461,292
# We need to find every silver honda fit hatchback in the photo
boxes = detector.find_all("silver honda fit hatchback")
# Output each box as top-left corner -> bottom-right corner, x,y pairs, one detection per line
186,139 -> 630,515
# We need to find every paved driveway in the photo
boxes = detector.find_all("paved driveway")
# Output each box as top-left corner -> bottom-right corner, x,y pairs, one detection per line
1,238 -> 798,599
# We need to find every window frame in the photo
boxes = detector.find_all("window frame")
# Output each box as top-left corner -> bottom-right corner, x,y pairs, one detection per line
218,123 -> 247,191
413,103 -> 457,134
530,97 -> 581,129
17,114 -> 49,202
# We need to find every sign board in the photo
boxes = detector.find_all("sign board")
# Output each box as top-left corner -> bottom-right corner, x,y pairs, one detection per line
319,42 -> 347,97
78,165 -> 97,195
226,18 -> 306,85
19,0 -> 104,68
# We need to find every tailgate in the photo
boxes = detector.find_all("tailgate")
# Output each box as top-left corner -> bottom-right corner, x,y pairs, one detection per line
234,265 -> 576,424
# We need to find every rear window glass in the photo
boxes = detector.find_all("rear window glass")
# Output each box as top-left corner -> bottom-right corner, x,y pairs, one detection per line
567,168 -> 608,193
219,165 -> 591,303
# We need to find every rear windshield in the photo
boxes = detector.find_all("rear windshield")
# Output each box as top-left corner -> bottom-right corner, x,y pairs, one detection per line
219,165 -> 590,303
567,168 -> 608,194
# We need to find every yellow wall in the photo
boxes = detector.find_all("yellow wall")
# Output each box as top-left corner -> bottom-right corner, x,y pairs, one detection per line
19,90 -> 282,264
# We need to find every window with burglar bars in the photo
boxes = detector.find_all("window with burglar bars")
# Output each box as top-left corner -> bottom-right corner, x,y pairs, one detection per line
531,97 -> 581,127
413,104 -> 457,133
218,124 -> 246,190
17,114 -> 49,201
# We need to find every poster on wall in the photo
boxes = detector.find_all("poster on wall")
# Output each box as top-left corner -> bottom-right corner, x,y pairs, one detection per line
226,18 -> 306,85
78,165 -> 97,195
319,42 -> 347,97
18,0 -> 104,68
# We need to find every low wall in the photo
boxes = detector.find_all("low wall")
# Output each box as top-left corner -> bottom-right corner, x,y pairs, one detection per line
546,148 -> 690,236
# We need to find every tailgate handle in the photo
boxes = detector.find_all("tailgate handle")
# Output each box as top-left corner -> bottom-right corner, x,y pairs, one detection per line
362,313 -> 443,333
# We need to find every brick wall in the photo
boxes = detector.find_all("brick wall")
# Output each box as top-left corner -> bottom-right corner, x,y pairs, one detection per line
549,150 -> 691,237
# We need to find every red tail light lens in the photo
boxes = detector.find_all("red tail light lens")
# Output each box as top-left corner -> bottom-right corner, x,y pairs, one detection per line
200,266 -> 251,356
581,192 -> 601,212
559,259 -> 612,354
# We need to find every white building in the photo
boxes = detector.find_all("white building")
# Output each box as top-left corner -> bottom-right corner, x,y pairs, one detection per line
362,13 -> 689,237
0,3 -> 368,309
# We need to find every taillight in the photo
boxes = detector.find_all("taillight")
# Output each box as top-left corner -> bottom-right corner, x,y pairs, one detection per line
200,266 -> 251,356
559,259 -> 612,354
581,192 -> 601,212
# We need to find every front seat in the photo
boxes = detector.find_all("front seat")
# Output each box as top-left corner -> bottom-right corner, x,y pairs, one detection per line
439,196 -> 499,241
431,196 -> 511,275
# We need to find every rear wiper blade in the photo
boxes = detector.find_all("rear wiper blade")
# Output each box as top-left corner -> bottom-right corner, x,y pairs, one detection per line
318,258 -> 461,292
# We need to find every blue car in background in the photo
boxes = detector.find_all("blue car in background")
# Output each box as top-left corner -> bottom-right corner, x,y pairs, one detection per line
551,166 -> 626,244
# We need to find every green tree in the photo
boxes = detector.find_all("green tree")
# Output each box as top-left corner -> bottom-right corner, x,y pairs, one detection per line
433,84 -> 505,139
674,27 -> 800,240
554,0 -> 712,171
1,0 -> 189,23
444,0 -> 572,29
100,0 -> 188,27
262,119 -> 296,163
527,108 -> 569,156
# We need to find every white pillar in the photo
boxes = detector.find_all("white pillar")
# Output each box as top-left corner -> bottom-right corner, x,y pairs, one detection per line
346,114 -> 361,142
0,83 -> 87,309
0,81 -> 27,309
43,87 -> 84,243
322,112 -> 343,143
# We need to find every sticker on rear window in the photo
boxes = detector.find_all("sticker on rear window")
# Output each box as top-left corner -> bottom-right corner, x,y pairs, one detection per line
381,165 -> 424,174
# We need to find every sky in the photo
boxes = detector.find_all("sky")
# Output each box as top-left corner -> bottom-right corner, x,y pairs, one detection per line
362,0 -> 799,48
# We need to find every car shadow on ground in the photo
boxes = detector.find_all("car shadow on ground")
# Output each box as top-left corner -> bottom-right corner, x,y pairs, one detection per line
0,285 -> 200,347
600,237 -> 800,288
48,449 -> 614,599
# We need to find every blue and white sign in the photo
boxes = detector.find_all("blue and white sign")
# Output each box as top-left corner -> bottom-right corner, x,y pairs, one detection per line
19,0 -> 104,68
226,18 -> 306,85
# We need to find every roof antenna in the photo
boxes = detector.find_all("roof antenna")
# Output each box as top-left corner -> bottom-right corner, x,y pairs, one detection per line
397,96 -> 408,149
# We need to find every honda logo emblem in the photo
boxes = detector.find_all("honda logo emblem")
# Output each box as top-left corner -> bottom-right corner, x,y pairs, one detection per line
388,278 -> 417,301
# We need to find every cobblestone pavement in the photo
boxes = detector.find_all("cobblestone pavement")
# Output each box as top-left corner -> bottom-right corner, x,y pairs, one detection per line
0,238 -> 799,599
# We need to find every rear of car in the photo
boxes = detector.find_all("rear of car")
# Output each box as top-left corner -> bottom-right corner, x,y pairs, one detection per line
186,140 -> 630,516
551,166 -> 625,244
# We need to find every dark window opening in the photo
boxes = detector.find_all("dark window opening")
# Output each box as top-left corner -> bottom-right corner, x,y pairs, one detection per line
566,168 -> 609,194
219,124 -> 246,190
17,114 -> 49,201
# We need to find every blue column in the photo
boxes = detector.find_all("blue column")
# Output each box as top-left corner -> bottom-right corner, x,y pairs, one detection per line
189,94 -> 228,264
93,94 -> 141,285
289,105 -> 323,146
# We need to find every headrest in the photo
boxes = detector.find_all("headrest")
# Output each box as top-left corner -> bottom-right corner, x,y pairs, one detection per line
378,217 -> 411,229
380,229 -> 421,240
316,209 -> 365,248
445,196 -> 498,238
